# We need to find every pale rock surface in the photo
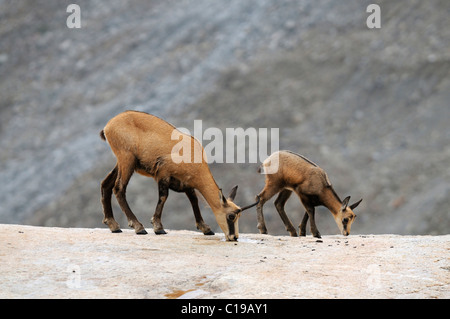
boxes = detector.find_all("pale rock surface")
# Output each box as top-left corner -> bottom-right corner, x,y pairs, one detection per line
0,224 -> 448,298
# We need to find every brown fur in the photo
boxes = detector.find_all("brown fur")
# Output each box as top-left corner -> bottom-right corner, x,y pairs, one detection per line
256,150 -> 362,237
99,111 -> 257,241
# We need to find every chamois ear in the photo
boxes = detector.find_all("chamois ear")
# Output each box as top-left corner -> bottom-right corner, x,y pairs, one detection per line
228,185 -> 238,201
219,189 -> 228,207
341,196 -> 351,210
350,198 -> 363,210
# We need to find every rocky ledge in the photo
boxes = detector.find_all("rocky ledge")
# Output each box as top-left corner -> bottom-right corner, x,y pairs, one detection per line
0,224 -> 448,298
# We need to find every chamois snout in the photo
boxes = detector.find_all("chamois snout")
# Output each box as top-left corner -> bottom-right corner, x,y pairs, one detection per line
219,188 -> 260,241
336,196 -> 362,236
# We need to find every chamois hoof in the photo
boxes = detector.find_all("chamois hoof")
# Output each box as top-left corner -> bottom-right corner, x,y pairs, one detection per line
136,229 -> 148,235
111,229 -> 123,233
203,230 -> 215,236
154,229 -> 167,235
257,224 -> 268,234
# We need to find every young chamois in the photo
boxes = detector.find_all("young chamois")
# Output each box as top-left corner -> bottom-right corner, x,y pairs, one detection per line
100,111 -> 258,241
256,150 -> 362,238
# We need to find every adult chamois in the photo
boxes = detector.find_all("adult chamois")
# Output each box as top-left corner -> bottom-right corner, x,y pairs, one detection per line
256,150 -> 362,238
100,111 -> 258,241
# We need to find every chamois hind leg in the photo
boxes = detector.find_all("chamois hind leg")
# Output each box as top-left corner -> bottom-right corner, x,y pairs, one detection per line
274,189 -> 297,237
151,180 -> 169,235
101,164 -> 121,233
256,183 -> 282,234
113,155 -> 147,234
185,188 -> 214,235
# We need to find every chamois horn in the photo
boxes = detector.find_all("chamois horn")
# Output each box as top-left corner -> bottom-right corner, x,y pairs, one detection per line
237,195 -> 260,213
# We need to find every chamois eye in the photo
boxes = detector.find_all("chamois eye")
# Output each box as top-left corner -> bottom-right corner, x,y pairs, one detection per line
227,213 -> 236,222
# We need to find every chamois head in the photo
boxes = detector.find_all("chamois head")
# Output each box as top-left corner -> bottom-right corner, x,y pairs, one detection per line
217,186 -> 260,241
334,196 -> 362,236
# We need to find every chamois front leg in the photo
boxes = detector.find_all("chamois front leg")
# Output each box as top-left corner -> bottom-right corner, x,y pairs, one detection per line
185,189 -> 214,235
256,185 -> 280,234
305,206 -> 321,238
256,199 -> 268,235
151,180 -> 169,235
299,211 -> 308,236
256,190 -> 277,234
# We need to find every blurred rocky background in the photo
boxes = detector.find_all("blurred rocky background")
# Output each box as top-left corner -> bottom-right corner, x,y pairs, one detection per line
1,0 -> 449,235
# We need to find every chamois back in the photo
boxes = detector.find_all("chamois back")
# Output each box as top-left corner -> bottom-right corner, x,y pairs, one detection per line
260,150 -> 331,193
